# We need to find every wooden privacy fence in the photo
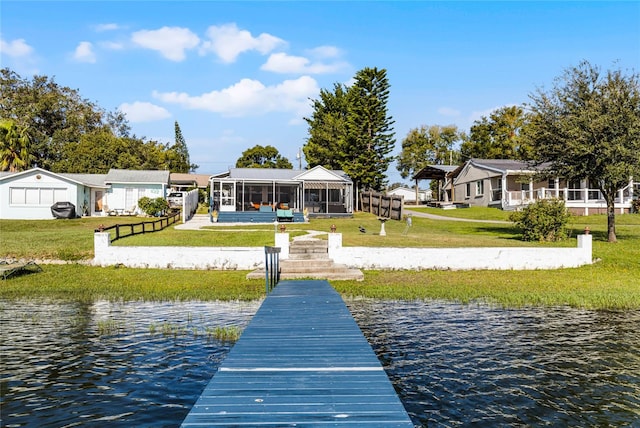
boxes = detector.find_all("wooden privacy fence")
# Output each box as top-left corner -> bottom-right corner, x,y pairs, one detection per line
95,210 -> 181,243
360,191 -> 403,220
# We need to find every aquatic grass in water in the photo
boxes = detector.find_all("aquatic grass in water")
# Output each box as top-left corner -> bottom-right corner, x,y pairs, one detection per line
206,325 -> 242,342
96,319 -> 124,335
0,299 -> 259,427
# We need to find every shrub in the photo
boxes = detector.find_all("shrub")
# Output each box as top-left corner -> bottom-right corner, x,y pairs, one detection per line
632,198 -> 640,214
509,199 -> 571,242
137,197 -> 169,217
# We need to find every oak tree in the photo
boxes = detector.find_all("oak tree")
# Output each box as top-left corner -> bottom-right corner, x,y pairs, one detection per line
526,61 -> 640,242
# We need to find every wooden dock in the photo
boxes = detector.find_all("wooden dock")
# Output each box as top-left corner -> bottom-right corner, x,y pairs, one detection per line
181,280 -> 413,427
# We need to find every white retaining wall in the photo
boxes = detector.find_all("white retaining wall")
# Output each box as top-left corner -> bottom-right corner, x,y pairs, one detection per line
93,232 -> 264,270
328,233 -> 593,270
93,232 -> 593,271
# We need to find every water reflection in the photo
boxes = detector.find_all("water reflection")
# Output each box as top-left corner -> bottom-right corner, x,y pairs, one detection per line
0,299 -> 260,427
346,299 -> 640,427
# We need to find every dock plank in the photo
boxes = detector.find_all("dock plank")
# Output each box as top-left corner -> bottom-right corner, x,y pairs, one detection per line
181,280 -> 413,427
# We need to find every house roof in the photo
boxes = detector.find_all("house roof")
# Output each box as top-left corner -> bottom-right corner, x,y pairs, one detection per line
105,169 -> 170,184
0,167 -> 96,187
467,158 -> 544,173
227,168 -> 301,181
63,173 -> 109,188
170,173 -> 210,187
213,166 -> 352,183
1,167 -> 172,189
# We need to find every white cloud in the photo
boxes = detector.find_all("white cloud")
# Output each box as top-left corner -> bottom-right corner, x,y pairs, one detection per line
95,23 -> 120,32
437,107 -> 461,117
0,37 -> 34,57
99,41 -> 124,50
261,52 -> 348,74
118,101 -> 171,122
199,23 -> 286,63
306,45 -> 342,59
131,26 -> 199,61
152,76 -> 319,118
73,41 -> 96,63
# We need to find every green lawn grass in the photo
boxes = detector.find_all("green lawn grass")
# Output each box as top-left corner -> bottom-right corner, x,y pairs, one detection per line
408,205 -> 513,221
1,209 -> 639,309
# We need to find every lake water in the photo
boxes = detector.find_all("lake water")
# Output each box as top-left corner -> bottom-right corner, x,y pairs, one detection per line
347,299 -> 640,427
1,299 -> 639,427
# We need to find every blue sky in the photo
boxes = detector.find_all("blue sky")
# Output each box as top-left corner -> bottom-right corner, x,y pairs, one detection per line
2,1 -> 639,184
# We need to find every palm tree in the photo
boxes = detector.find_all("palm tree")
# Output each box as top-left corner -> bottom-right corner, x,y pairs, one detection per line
0,119 -> 31,172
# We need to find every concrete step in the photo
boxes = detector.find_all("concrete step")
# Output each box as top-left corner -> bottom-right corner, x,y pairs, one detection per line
280,259 -> 335,269
247,237 -> 362,281
288,239 -> 329,260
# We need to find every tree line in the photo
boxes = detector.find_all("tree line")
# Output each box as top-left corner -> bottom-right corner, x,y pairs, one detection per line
0,68 -> 195,174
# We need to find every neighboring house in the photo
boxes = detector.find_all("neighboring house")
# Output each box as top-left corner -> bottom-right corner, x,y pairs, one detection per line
0,168 -> 170,219
387,186 -> 432,204
103,169 -> 171,216
210,166 -> 354,220
170,173 -> 210,193
450,159 -> 637,215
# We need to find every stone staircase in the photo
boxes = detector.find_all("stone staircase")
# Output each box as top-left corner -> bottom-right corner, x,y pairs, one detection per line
247,238 -> 364,281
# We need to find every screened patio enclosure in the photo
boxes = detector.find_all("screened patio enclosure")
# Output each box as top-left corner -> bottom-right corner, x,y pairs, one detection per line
209,167 -> 354,220
211,179 -> 302,213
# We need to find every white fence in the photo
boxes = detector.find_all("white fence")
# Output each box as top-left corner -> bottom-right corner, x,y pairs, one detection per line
328,233 -> 592,270
94,232 -> 592,271
181,189 -> 199,223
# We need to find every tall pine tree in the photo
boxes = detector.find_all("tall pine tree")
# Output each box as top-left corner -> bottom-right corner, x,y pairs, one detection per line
303,83 -> 350,170
170,121 -> 196,173
344,67 -> 395,191
303,67 -> 395,193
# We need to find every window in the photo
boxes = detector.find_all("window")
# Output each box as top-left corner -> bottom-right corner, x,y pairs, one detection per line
491,178 -> 502,201
10,187 -> 67,206
475,180 -> 484,196
465,183 -> 471,198
548,179 -> 556,189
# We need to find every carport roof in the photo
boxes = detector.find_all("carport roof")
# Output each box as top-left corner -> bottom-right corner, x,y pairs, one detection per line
412,165 -> 459,180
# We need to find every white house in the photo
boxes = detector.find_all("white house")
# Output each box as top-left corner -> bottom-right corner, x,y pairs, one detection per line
0,168 -> 170,219
387,186 -> 431,204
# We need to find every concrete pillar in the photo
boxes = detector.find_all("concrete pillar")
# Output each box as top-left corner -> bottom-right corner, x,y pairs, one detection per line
328,233 -> 342,259
94,232 -> 111,265
577,234 -> 593,264
274,233 -> 289,259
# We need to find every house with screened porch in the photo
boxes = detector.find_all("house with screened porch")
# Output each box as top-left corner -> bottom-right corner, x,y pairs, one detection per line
209,166 -> 354,223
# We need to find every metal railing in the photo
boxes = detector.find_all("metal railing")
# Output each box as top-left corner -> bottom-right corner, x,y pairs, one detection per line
95,210 -> 181,243
264,246 -> 281,294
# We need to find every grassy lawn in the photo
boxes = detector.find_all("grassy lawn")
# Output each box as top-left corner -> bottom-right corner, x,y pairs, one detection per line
407,205 -> 513,221
1,209 -> 639,309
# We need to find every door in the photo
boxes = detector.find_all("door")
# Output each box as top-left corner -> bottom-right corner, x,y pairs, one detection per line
93,190 -> 104,215
220,181 -> 236,212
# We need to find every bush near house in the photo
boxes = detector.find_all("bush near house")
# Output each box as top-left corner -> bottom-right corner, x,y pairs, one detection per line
138,197 -> 169,217
509,199 -> 572,242
632,198 -> 640,214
